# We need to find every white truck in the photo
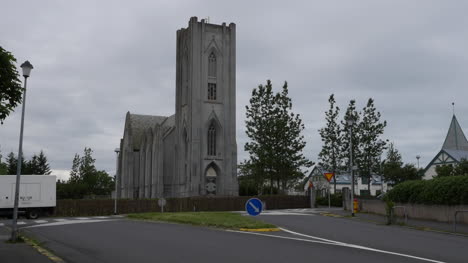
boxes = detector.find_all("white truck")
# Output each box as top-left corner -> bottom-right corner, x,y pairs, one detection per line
0,175 -> 56,219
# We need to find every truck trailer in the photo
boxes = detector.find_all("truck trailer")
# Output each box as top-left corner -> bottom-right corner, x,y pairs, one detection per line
0,175 -> 56,219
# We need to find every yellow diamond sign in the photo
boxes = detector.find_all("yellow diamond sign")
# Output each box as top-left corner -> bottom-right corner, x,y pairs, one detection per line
324,172 -> 335,182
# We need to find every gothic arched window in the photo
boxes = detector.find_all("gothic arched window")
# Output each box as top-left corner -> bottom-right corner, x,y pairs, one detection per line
207,124 -> 216,156
208,52 -> 216,78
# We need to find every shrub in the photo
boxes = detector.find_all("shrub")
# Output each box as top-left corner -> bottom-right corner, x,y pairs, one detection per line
385,176 -> 468,205
316,193 -> 342,207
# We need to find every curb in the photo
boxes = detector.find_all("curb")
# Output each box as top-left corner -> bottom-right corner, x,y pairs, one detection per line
239,228 -> 281,232
21,234 -> 65,263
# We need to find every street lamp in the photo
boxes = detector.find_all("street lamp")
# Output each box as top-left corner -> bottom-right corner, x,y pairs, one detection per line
346,117 -> 356,217
11,61 -> 33,241
416,155 -> 420,169
114,148 -> 120,215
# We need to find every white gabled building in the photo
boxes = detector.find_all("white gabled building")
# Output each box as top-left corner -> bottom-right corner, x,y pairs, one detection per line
305,165 -> 388,197
423,114 -> 468,179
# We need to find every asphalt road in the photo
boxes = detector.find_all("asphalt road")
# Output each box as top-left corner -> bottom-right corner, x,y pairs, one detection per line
11,210 -> 468,263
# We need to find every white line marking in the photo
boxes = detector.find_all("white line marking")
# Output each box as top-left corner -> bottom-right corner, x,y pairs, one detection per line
226,229 -> 446,263
54,219 -> 68,222
0,223 -> 4,226
112,215 -> 124,218
22,219 -> 117,229
94,216 -> 110,219
17,221 -> 26,225
76,217 -> 90,220
34,220 -> 48,224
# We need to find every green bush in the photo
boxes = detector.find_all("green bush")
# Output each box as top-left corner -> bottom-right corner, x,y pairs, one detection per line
385,176 -> 468,205
316,193 -> 342,207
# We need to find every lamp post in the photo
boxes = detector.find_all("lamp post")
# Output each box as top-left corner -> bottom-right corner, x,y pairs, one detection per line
416,155 -> 420,169
114,148 -> 120,215
346,117 -> 355,217
11,61 -> 33,241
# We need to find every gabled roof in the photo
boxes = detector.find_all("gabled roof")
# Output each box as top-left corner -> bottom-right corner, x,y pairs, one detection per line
442,115 -> 468,151
127,113 -> 168,149
443,149 -> 468,162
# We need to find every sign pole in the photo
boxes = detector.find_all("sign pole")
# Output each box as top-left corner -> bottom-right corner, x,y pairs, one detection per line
328,183 -> 331,208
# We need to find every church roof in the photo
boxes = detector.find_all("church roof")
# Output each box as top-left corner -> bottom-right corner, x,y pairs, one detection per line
443,149 -> 468,162
442,115 -> 468,151
128,113 -> 167,149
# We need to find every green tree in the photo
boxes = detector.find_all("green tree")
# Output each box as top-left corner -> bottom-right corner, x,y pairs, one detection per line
244,80 -> 312,194
435,159 -> 468,177
0,46 -> 23,124
340,100 -> 360,173
318,94 -> 342,193
6,152 -> 18,175
60,148 -> 114,199
69,154 -> 81,183
0,149 -> 8,175
357,98 -> 387,191
435,164 -> 454,177
453,159 -> 468,176
382,142 -> 403,184
383,143 -> 421,185
35,150 -> 51,175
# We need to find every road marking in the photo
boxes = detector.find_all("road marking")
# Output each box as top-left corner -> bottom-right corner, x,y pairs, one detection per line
22,219 -> 117,229
94,216 -> 110,219
34,220 -> 48,224
0,223 -> 4,226
226,228 -> 446,263
112,215 -> 124,218
17,221 -> 26,225
54,219 -> 68,222
76,217 -> 90,220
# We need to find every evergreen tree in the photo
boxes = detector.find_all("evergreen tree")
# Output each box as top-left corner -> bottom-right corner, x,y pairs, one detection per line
244,80 -> 312,194
69,154 -> 81,183
0,149 -> 7,175
6,152 -> 18,175
383,143 -> 421,185
357,98 -> 387,191
340,100 -> 361,174
36,151 -> 51,175
382,142 -> 403,184
61,148 -> 114,199
318,94 -> 342,192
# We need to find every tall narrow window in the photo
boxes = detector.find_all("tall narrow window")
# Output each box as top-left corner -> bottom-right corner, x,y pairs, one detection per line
208,52 -> 216,78
208,124 -> 216,156
208,83 -> 216,100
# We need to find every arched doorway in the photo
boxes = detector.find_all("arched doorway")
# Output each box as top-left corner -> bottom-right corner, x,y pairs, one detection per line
205,165 -> 218,196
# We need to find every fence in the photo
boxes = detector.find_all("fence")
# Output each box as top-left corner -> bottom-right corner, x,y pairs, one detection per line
54,195 -> 310,217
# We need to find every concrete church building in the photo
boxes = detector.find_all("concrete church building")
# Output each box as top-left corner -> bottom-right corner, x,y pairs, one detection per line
116,17 -> 238,198
423,114 -> 468,179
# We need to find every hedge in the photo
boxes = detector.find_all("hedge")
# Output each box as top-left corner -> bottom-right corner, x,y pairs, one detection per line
385,176 -> 468,205
316,193 -> 342,207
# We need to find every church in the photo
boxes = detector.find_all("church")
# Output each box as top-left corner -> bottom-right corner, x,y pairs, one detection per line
423,114 -> 468,179
116,17 -> 238,198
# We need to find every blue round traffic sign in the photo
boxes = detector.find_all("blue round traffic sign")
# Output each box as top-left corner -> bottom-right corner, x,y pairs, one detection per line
245,198 -> 263,216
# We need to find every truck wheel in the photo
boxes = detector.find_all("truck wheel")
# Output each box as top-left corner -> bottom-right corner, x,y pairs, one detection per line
26,209 -> 40,219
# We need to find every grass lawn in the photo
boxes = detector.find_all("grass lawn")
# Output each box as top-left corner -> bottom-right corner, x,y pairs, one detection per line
127,212 -> 277,230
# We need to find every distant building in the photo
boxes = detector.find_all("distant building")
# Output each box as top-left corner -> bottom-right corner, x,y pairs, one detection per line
423,114 -> 468,179
305,165 -> 388,197
117,17 -> 238,199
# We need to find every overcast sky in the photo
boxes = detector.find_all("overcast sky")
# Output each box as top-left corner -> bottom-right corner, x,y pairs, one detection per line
1,0 -> 467,180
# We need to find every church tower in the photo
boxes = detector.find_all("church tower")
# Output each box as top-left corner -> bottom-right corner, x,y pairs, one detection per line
174,17 -> 238,196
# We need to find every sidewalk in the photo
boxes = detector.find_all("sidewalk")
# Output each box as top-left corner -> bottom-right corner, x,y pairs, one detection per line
0,226 -> 53,263
322,207 -> 468,236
